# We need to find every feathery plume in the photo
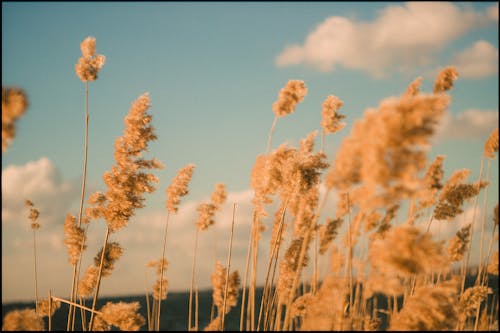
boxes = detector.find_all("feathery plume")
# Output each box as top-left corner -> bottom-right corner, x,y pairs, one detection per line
404,77 -> 423,97
166,164 -> 195,213
98,301 -> 146,331
2,86 -> 28,152
326,86 -> 450,206
93,242 -> 124,277
487,251 -> 498,276
318,218 -> 342,254
272,80 -> 307,117
484,127 -> 498,159
458,286 -> 492,320
25,199 -> 40,230
196,203 -> 218,231
447,224 -> 472,262
77,265 -> 100,297
369,224 -> 447,277
36,298 -> 61,317
149,259 -> 169,300
87,93 -> 163,232
417,155 -> 446,209
195,183 -> 227,231
320,95 -> 345,134
75,36 -> 106,82
300,276 -> 349,330
433,66 -> 458,93
210,262 -> 240,314
1,308 -> 44,331
290,293 -> 314,319
211,183 -> 227,207
63,214 -> 87,265
277,238 -> 309,305
389,279 -> 459,331
434,181 -> 488,220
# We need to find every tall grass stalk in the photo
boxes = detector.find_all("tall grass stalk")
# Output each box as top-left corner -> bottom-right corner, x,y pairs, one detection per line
88,227 -> 110,331
476,160 -> 492,285
188,228 -> 199,331
266,115 -> 278,154
240,216 -> 254,331
461,156 -> 485,295
156,211 -> 170,331
144,271 -> 152,330
68,80 -> 89,332
32,228 -> 39,313
257,201 -> 288,330
221,203 -> 237,330
48,290 -> 52,331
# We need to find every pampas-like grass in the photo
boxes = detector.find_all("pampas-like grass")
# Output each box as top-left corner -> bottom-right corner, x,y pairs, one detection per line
1,308 -> 45,331
2,86 -> 28,152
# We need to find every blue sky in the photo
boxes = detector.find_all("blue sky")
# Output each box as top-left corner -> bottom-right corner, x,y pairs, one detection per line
2,2 -> 499,303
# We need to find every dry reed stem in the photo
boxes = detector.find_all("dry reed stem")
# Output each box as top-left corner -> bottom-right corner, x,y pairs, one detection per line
48,290 -> 52,331
461,156 -> 485,295
188,228 -> 199,331
221,203 -> 237,330
88,226 -> 110,330
144,270 -> 152,331
240,215 -> 254,331
257,200 -> 288,330
157,211 -> 170,331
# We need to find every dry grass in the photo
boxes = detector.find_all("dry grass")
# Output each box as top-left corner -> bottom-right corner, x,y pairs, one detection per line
2,36 -> 499,332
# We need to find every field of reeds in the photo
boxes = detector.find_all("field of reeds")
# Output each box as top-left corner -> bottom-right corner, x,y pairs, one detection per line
2,36 -> 499,331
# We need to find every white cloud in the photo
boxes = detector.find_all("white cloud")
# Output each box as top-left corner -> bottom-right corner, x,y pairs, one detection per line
452,40 -> 499,79
434,109 -> 499,142
276,2 -> 496,77
2,157 -> 79,229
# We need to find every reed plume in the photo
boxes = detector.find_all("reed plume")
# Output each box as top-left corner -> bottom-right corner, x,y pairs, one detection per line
318,217 -> 342,255
204,262 -> 240,330
97,301 -> 146,331
267,80 -> 308,152
433,66 -> 459,93
2,86 -> 28,152
389,279 -> 459,331
166,164 -> 195,213
85,93 -> 163,232
458,286 -> 492,321
484,127 -> 499,159
63,214 -> 87,265
272,80 -> 307,117
75,36 -> 106,82
36,298 -> 61,317
25,199 -> 40,312
1,308 -> 45,331
447,224 -> 472,262
369,224 -> 447,277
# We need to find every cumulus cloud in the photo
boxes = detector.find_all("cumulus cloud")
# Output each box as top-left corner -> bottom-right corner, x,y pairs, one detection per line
2,157 -> 80,229
451,40 -> 499,79
276,2 -> 496,77
434,109 -> 499,142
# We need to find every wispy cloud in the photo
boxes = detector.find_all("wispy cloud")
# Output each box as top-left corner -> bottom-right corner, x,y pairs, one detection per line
276,2 -> 496,77
2,157 -> 79,229
434,109 -> 499,142
451,40 -> 499,79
